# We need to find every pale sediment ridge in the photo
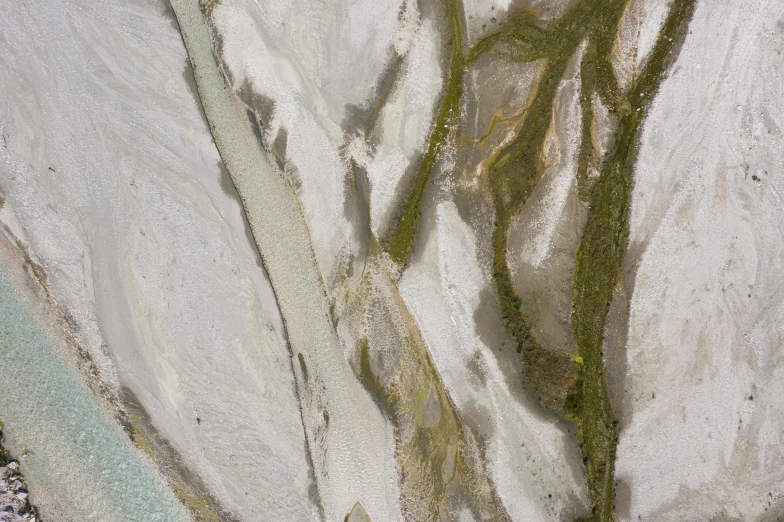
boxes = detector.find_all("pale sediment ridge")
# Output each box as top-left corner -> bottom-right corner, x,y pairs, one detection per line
616,0 -> 784,519
168,1 -> 403,520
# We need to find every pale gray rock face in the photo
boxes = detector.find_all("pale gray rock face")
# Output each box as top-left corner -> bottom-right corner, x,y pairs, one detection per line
0,0 -> 315,520
617,0 -> 784,520
170,2 -> 404,521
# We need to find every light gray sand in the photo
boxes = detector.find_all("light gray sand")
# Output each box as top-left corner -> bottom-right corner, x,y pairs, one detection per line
617,0 -> 784,519
170,1 -> 403,520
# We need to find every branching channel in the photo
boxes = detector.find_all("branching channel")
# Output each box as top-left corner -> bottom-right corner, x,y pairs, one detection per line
382,0 -> 697,519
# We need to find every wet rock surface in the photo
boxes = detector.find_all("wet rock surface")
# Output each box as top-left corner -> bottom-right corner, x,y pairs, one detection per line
0,435 -> 37,522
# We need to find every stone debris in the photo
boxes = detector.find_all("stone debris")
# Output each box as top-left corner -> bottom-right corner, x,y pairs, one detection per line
0,433 -> 38,522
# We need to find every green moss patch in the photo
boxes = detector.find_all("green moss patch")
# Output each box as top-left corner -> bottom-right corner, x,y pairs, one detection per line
569,2 -> 696,519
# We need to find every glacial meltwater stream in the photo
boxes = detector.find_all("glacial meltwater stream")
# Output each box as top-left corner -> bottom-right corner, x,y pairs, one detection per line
0,257 -> 186,522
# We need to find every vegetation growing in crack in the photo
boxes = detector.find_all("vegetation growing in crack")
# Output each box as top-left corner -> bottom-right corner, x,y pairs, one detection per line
343,265 -> 511,521
343,84 -> 510,520
484,1 -> 696,519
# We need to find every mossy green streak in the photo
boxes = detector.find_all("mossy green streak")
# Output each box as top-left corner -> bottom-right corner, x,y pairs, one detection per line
385,0 -> 464,265
381,0 -> 696,518
570,2 -> 696,519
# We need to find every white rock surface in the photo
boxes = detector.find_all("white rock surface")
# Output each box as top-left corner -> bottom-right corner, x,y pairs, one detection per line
0,0 -> 316,519
591,92 -> 616,162
612,0 -> 673,90
171,2 -> 403,520
508,44 -> 583,270
463,0 -> 516,46
463,0 -> 576,46
617,1 -> 784,519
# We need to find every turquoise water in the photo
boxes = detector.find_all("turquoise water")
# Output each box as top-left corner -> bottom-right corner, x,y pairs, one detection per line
0,269 -> 186,522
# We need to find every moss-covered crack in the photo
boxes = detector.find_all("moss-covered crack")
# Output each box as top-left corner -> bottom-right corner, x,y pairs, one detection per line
568,2 -> 696,519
